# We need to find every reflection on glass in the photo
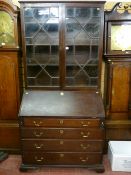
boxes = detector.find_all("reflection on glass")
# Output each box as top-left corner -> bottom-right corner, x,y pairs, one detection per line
24,7 -> 59,45
25,23 -> 40,37
24,7 -> 59,22
67,8 -> 91,18
0,11 -> 15,46
65,7 -> 100,87
111,25 -> 131,51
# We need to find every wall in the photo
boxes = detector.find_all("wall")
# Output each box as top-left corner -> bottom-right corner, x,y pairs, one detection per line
12,0 -> 19,7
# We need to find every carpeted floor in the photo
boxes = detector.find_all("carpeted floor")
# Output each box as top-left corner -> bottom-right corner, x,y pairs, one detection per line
0,155 -> 131,175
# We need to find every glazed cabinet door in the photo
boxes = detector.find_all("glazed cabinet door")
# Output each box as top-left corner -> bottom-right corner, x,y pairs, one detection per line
23,4 -> 60,88
106,61 -> 130,119
65,5 -> 102,88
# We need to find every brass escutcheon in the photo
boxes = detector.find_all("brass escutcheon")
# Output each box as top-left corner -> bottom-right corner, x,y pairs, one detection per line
80,144 -> 90,150
60,153 -> 64,157
59,120 -> 64,124
60,130 -> 64,134
60,140 -> 64,145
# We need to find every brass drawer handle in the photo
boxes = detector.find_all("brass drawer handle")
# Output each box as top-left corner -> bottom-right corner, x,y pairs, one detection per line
33,131 -> 43,137
33,121 -> 43,127
35,156 -> 44,162
81,121 -> 90,127
80,144 -> 90,150
80,157 -> 88,162
81,131 -> 90,138
34,144 -> 43,149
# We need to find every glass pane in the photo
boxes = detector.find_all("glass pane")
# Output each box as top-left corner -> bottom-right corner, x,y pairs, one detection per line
24,6 -> 59,87
0,11 -> 15,46
24,8 -> 34,22
25,23 -> 40,38
111,25 -> 131,51
65,7 -> 101,87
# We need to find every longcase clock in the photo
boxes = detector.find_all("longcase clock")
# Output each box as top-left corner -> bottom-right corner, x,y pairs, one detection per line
104,2 -> 131,150
0,0 -> 21,153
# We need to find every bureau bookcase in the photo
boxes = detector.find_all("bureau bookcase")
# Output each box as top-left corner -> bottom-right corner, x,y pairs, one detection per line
19,0 -> 105,172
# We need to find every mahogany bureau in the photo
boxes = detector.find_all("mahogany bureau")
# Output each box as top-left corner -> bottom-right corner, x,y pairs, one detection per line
19,90 -> 105,172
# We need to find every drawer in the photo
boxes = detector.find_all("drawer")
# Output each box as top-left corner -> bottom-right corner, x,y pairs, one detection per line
22,139 -> 104,152
22,152 -> 102,165
23,117 -> 102,128
21,128 -> 104,139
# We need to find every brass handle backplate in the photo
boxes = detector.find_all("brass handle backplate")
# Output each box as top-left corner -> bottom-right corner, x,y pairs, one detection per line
33,121 -> 43,127
80,144 -> 90,150
81,121 -> 90,127
33,131 -> 43,137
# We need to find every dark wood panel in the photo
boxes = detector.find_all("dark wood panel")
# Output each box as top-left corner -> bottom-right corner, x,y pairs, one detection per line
106,128 -> 131,140
0,54 -> 20,120
0,123 -> 20,149
19,91 -> 105,118
111,63 -> 130,113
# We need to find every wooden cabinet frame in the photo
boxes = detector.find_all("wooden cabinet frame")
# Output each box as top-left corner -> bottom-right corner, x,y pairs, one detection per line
19,0 -> 105,91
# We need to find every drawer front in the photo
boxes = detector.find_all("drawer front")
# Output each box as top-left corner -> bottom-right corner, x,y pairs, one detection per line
21,128 -> 104,139
22,139 -> 104,152
23,118 -> 101,128
22,152 -> 102,165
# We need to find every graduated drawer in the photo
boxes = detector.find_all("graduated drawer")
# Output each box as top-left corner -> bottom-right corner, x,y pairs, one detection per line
22,152 -> 102,165
22,117 -> 101,128
21,128 -> 104,139
22,139 -> 104,152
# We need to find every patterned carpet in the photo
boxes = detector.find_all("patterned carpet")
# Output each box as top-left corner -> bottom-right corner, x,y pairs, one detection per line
0,155 -> 131,175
